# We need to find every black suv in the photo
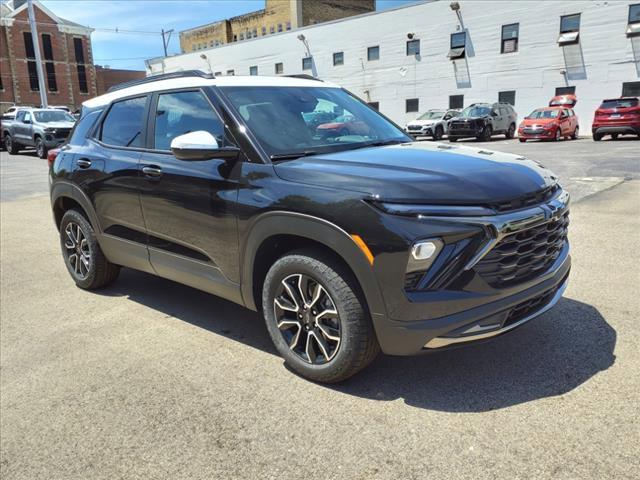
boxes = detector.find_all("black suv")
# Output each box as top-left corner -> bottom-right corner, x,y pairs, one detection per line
449,102 -> 518,142
50,72 -> 570,382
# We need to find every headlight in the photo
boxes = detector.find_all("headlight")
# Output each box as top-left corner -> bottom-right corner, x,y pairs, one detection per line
44,127 -> 56,133
407,239 -> 443,273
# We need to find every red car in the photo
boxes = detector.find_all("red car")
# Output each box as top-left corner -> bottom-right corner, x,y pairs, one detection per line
317,114 -> 370,138
592,97 -> 640,141
518,107 -> 579,142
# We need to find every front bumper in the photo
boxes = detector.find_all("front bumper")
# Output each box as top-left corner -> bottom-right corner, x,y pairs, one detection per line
518,128 -> 555,139
406,127 -> 433,137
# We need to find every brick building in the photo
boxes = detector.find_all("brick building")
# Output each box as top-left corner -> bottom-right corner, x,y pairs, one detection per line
95,66 -> 146,96
0,0 -> 97,110
180,0 -> 375,53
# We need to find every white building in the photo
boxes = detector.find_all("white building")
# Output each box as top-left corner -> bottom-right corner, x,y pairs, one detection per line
146,0 -> 640,131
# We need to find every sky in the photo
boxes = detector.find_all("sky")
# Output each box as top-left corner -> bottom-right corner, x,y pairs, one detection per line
34,0 -> 417,70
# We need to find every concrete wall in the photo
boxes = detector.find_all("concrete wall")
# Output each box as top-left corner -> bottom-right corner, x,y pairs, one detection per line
150,0 -> 640,131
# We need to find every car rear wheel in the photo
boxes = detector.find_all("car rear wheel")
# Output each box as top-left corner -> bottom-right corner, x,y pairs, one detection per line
262,250 -> 379,383
571,126 -> 579,140
59,209 -> 120,290
448,137 -> 458,142
433,126 -> 443,141
519,138 -> 526,143
611,133 -> 619,140
505,123 -> 516,139
35,137 -> 48,159
4,134 -> 20,155
593,132 -> 602,141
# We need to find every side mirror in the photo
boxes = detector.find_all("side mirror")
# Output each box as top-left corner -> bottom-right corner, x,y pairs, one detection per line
491,111 -> 498,117
23,118 -> 32,124
170,131 -> 240,161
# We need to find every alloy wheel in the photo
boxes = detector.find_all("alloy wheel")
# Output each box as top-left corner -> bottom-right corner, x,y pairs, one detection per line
273,273 -> 341,364
64,221 -> 91,279
36,139 -> 45,158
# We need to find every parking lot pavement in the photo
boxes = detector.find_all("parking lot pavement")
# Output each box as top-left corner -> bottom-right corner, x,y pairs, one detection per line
1,143 -> 639,479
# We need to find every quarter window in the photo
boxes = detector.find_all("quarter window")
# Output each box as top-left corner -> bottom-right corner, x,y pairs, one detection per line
501,23 -> 519,53
449,94 -> 464,109
406,39 -> 420,56
406,98 -> 419,113
333,52 -> 344,66
153,90 -> 226,151
68,110 -> 102,146
100,96 -> 147,148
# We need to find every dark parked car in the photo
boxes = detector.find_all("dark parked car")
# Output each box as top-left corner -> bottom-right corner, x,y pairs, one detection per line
592,97 -> 640,140
50,72 -> 570,382
449,102 -> 518,142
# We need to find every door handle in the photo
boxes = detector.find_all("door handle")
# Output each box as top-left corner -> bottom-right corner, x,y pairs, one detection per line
77,158 -> 92,169
142,165 -> 162,178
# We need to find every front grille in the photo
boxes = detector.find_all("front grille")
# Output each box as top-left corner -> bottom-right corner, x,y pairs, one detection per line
407,125 -> 423,131
523,128 -> 545,135
489,184 -> 560,212
55,128 -> 71,139
475,211 -> 569,288
503,277 -> 566,328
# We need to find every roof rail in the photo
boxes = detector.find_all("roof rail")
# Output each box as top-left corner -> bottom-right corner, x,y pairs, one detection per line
107,70 -> 215,93
284,74 -> 323,82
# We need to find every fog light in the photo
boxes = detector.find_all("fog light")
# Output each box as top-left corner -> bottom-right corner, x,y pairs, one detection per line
412,241 -> 438,260
407,239 -> 443,273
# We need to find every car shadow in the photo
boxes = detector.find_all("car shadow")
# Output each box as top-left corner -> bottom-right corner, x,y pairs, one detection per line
99,269 -> 615,413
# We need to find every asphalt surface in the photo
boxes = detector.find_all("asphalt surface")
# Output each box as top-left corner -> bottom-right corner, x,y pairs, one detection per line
1,141 -> 639,479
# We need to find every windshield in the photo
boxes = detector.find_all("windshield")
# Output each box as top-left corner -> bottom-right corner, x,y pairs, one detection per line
459,105 -> 491,118
33,110 -> 76,123
527,109 -> 560,119
600,99 -> 638,109
417,111 -> 444,120
220,86 -> 409,158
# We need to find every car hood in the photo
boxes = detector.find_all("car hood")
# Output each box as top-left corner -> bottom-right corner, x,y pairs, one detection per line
521,117 -> 558,126
37,121 -> 75,129
407,119 -> 437,127
451,116 -> 485,122
273,142 -> 557,204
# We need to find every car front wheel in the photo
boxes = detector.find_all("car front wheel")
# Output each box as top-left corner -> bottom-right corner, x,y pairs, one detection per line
36,137 -> 48,159
433,126 -> 443,141
262,251 -> 379,383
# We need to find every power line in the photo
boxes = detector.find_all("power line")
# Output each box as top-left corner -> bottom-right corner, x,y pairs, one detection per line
10,18 -> 164,35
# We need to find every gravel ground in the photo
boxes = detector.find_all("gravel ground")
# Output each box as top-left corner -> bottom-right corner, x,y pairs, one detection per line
0,146 -> 639,479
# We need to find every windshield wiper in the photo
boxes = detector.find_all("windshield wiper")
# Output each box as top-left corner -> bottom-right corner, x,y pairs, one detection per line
348,139 -> 406,150
270,151 -> 318,161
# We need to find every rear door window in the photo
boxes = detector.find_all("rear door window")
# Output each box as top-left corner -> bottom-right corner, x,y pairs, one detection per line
100,96 -> 147,148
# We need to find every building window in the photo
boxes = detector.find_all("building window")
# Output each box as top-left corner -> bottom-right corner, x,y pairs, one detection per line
275,62 -> 284,74
227,69 -> 235,76
367,46 -> 379,61
77,65 -> 88,93
558,14 -> 580,44
302,57 -> 312,70
74,38 -> 85,63
214,71 -> 222,77
555,86 -> 576,95
406,98 -> 419,113
41,33 -> 57,92
262,26 -> 267,35
622,81 -> 640,97
368,102 -> 379,110
249,65 -> 258,76
448,32 -> 466,59
239,33 -> 244,40
501,23 -> 519,53
406,39 -> 420,56
286,22 -> 291,31
270,26 -> 275,34
278,23 -> 283,32
253,28 -> 257,37
499,90 -> 516,106
73,38 -> 88,93
333,51 -> 344,66
0,74 -> 3,91
233,34 -> 237,42
449,94 -> 464,109
22,32 -> 39,91
627,4 -> 640,36
210,41 -> 214,47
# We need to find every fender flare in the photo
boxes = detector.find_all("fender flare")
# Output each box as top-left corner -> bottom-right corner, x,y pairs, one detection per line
50,181 -> 102,233
240,211 -> 387,320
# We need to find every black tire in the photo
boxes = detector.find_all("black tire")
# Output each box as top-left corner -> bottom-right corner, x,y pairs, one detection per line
448,136 -> 458,142
611,133 -> 619,140
35,137 -> 48,159
519,138 -> 526,143
506,123 -> 516,139
593,132 -> 602,141
262,250 -> 380,383
59,209 -> 120,290
571,126 -> 579,140
4,134 -> 20,155
478,125 -> 492,142
433,125 -> 443,141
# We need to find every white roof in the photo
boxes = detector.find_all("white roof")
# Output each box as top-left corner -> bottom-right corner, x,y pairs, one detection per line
83,74 -> 340,109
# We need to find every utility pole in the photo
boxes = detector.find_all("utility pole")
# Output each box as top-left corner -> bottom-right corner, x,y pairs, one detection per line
161,29 -> 174,57
27,0 -> 47,107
